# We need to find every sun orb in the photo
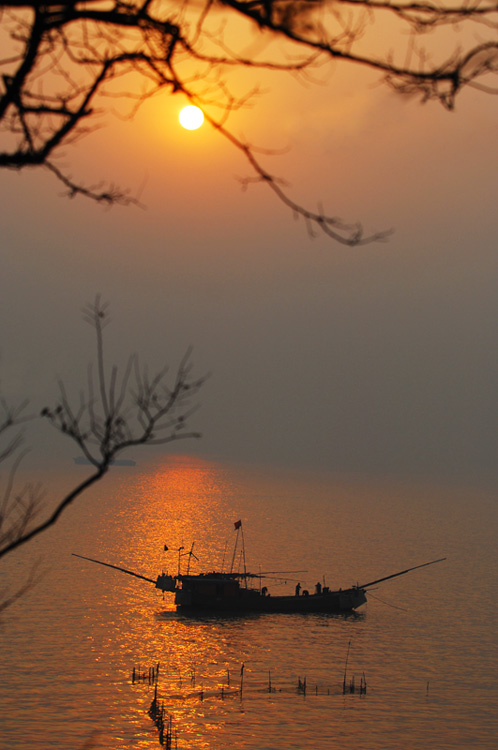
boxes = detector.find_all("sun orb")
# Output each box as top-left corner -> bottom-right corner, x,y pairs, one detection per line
179,105 -> 204,131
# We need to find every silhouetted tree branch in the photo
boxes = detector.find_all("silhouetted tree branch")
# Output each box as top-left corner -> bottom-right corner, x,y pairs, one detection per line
0,296 -> 206,562
0,398 -> 46,608
0,557 -> 43,613
0,1 -> 496,242
0,399 -> 42,547
0,396 -> 29,461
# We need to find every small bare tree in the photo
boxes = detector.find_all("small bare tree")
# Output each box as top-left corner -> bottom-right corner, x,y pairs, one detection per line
1,1 -> 496,244
0,398 -> 46,610
0,296 -> 206,564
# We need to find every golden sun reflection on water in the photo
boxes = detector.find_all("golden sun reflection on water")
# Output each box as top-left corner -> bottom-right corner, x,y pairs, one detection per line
80,459 -> 498,749
117,455 -> 244,581
3,457 -> 497,750
87,455 -> 364,748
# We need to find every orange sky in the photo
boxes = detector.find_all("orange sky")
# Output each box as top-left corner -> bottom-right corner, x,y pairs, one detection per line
1,21 -> 497,484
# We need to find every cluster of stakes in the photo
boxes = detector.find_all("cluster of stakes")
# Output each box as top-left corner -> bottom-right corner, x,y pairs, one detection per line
130,644 -> 367,746
132,664 -> 177,747
149,684 -> 177,749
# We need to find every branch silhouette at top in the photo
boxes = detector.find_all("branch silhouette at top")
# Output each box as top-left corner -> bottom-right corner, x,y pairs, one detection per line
1,1 -> 496,243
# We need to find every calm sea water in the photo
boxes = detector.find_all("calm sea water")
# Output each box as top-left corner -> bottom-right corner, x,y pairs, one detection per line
1,456 -> 497,749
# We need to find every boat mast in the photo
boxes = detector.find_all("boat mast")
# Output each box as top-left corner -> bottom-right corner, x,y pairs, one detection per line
230,520 -> 243,574
241,525 -> 247,577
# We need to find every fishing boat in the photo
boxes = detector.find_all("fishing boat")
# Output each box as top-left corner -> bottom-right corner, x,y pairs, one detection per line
72,522 -> 445,615
159,571 -> 368,613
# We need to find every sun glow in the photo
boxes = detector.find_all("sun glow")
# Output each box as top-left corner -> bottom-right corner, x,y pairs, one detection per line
179,105 -> 204,130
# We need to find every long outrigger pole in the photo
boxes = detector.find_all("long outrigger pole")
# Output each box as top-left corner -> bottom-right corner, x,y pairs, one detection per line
358,557 -> 446,590
72,553 -> 157,585
72,553 -> 446,593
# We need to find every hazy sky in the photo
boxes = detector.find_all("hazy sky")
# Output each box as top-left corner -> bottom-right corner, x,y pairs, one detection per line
1,53 -> 497,484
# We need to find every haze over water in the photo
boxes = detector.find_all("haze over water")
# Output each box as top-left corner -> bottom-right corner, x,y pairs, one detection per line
1,456 -> 497,749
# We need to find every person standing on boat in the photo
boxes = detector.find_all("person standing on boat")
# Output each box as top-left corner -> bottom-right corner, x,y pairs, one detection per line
295,582 -> 301,596
315,582 -> 322,595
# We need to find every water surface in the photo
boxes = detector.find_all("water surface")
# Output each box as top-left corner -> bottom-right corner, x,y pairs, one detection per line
1,457 -> 497,749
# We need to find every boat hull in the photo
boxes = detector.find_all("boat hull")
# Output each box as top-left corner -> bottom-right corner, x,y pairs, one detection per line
175,586 -> 367,614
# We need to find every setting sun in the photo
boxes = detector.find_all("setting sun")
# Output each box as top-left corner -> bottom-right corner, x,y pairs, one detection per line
179,105 -> 204,130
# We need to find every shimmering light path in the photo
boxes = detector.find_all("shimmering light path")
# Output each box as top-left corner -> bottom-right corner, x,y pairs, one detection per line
1,457 -> 497,749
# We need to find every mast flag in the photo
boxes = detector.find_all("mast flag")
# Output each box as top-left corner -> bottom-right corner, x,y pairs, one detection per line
234,520 -> 242,530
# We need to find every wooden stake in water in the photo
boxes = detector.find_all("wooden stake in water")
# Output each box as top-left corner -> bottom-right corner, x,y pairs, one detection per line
360,673 -> 367,695
343,640 -> 351,694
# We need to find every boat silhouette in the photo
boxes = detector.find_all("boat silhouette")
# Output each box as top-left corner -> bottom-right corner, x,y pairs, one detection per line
72,523 -> 445,615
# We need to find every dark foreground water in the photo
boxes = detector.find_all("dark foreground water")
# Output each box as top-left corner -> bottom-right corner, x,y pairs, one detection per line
1,456 -> 497,749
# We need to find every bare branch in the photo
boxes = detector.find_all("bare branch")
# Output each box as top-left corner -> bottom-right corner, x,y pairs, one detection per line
0,464 -> 108,559
0,559 -> 44,614
197,101 -> 393,244
0,1 -> 496,240
0,296 -> 206,561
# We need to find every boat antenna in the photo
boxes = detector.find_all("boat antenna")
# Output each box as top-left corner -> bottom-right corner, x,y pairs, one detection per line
230,520 -> 242,573
185,543 -> 199,575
